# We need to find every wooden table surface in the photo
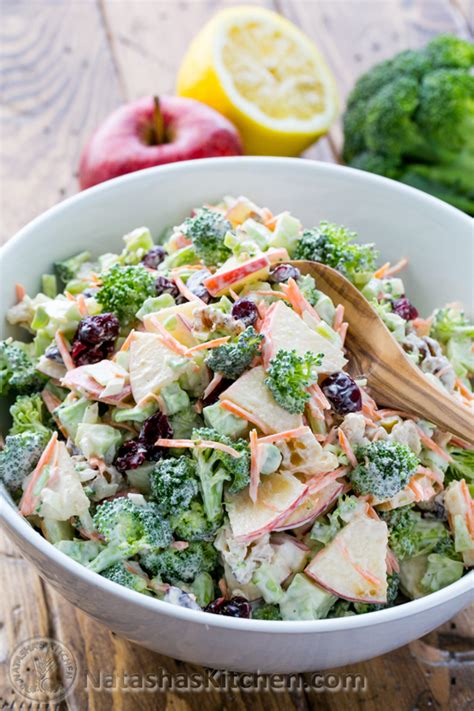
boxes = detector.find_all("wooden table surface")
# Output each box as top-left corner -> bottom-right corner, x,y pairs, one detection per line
0,1 -> 473,709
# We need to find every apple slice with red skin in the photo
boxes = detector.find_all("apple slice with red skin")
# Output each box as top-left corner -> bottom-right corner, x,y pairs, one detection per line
204,253 -> 271,296
274,479 -> 344,531
79,96 -> 242,189
305,515 -> 388,604
226,471 -> 308,543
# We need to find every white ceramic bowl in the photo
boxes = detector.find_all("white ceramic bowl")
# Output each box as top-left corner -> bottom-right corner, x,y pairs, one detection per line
1,158 -> 473,673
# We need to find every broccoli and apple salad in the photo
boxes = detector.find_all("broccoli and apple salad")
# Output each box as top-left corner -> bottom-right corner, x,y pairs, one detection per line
1,195 -> 472,621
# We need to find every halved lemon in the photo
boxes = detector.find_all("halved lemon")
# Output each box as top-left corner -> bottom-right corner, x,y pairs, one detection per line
177,6 -> 339,156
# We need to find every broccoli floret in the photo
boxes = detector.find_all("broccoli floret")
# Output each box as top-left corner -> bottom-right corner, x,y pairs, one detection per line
140,541 -> 219,584
252,603 -> 282,620
0,431 -> 50,495
169,408 -> 204,440
96,264 -> 156,324
89,497 -> 172,573
382,506 -> 456,560
149,456 -> 199,515
191,427 -> 250,522
430,306 -> 474,343
350,441 -> 419,499
265,349 -> 321,414
54,251 -> 91,285
0,340 -> 44,396
294,222 -> 378,282
182,208 -> 232,265
101,561 -> 151,594
206,326 -> 263,379
343,35 -> 474,215
170,501 -> 217,541
9,394 -> 51,437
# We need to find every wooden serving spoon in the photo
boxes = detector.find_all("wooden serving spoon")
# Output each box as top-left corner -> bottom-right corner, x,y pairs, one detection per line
291,260 -> 474,445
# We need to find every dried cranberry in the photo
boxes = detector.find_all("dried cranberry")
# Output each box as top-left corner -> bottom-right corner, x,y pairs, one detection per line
44,344 -> 64,363
231,298 -> 258,327
186,269 -> 211,303
155,276 -> 180,299
321,372 -> 362,415
205,596 -> 251,618
141,246 -> 166,269
391,297 -> 418,321
71,340 -> 115,366
114,439 -> 147,473
76,313 -> 120,345
139,411 -> 173,460
269,264 -> 301,283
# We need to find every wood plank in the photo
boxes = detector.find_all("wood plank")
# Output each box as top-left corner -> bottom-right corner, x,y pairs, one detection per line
0,0 -> 124,244
100,0 -> 335,162
278,0 -> 472,154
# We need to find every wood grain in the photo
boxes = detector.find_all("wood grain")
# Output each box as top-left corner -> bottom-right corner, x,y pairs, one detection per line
1,1 -> 473,710
0,0 -> 124,244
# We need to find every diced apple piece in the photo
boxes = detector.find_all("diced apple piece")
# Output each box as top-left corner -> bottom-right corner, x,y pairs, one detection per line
306,515 -> 388,604
204,254 -> 270,296
226,471 -> 308,542
129,332 -> 179,404
278,426 -> 339,476
275,480 -> 344,531
264,301 -> 346,373
220,365 -> 303,434
143,301 -> 198,347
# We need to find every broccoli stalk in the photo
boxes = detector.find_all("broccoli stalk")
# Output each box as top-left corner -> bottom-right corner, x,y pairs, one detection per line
206,326 -> 263,380
88,497 -> 172,573
265,349 -> 322,414
181,208 -> 232,265
350,440 -> 419,499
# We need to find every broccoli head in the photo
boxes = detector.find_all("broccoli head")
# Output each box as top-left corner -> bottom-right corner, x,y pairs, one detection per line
140,540 -> 219,584
150,456 -> 199,515
89,497 -> 172,572
206,326 -> 263,379
182,208 -> 232,265
101,561 -> 151,595
96,264 -> 156,324
343,35 -> 474,214
54,251 -> 91,285
294,222 -> 378,282
430,306 -> 474,343
381,506 -> 456,561
9,394 -> 51,438
350,440 -> 419,499
170,501 -> 217,542
191,427 -> 250,522
252,603 -> 282,620
0,431 -> 50,495
265,349 -> 321,414
0,340 -> 44,396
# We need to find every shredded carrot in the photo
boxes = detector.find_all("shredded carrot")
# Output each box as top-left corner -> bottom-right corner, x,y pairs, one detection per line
172,272 -> 206,305
413,316 -> 432,337
64,291 -> 76,302
339,322 -> 349,345
373,262 -> 391,279
455,378 -> 474,401
333,304 -> 345,331
257,425 -> 309,445
54,331 -> 75,371
324,427 -> 337,446
252,290 -> 290,301
337,540 -> 382,587
147,316 -> 189,356
249,429 -> 260,503
156,438 -> 196,449
450,436 -> 474,450
203,372 -> 224,400
407,478 -> 425,502
218,577 -> 228,597
15,283 -> 26,301
281,278 -> 321,322
385,257 -> 408,276
76,293 -> 88,317
20,433 -> 58,515
219,399 -> 270,434
416,426 -> 453,463
119,330 -> 136,352
185,336 -> 230,355
338,428 -> 358,468
460,480 -> 474,536
417,465 -> 444,488
386,548 -> 400,574
256,300 -> 268,320
309,383 -> 331,410
40,389 -> 62,414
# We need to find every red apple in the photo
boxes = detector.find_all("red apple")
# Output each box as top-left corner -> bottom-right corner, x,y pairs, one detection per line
79,96 -> 242,189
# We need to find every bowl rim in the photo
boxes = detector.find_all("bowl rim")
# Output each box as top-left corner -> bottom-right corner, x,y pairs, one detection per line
1,156 -> 473,634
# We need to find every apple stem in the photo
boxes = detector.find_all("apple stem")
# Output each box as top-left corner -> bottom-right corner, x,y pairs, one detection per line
153,96 -> 165,145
